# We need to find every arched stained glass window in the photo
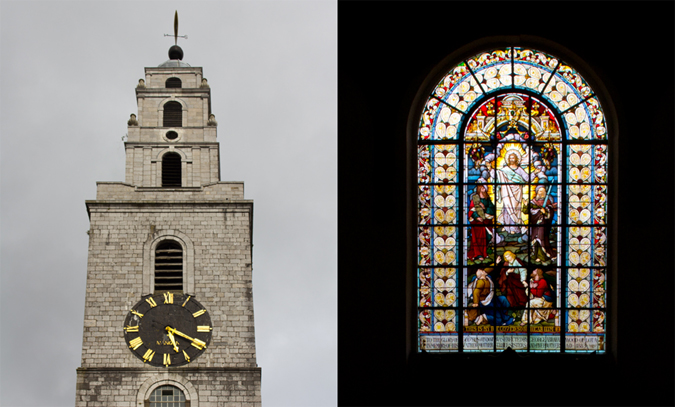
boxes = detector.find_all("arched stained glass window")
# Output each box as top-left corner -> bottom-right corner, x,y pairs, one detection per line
416,47 -> 608,353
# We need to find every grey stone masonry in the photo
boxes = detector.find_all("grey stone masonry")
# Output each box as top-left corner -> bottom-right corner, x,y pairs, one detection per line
80,199 -> 256,368
76,368 -> 261,407
94,182 -> 244,201
76,60 -> 261,405
126,66 -> 221,187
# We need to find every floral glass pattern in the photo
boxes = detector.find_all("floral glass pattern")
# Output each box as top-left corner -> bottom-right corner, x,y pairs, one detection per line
417,47 -> 608,353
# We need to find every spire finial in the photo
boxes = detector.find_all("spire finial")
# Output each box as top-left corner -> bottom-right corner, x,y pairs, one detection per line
174,10 -> 179,45
164,10 -> 188,60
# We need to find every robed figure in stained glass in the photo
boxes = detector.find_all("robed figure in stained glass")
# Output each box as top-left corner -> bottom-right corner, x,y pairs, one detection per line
496,151 -> 530,234
467,185 -> 495,261
495,251 -> 528,308
416,47 -> 609,353
466,268 -> 513,326
527,185 -> 557,263
520,268 -> 556,326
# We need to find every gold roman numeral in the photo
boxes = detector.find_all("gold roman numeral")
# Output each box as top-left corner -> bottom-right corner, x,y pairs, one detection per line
146,297 -> 157,307
129,337 -> 143,350
182,295 -> 191,307
163,353 -> 171,366
197,326 -> 212,332
130,309 -> 144,318
143,349 -> 155,362
183,350 -> 190,362
163,292 -> 173,304
192,309 -> 206,318
124,325 -> 139,332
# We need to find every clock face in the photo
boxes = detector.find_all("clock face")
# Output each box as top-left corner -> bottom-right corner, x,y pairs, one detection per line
123,293 -> 212,367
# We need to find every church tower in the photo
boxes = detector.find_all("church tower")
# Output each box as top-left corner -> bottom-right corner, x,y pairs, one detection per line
76,16 -> 261,406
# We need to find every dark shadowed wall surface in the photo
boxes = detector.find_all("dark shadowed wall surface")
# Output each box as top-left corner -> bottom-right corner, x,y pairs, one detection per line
338,2 -> 674,406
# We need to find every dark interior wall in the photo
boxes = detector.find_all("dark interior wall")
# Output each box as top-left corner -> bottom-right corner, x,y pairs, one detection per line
338,2 -> 674,406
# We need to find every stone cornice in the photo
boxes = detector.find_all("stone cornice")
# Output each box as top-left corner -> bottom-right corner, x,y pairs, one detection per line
76,367 -> 261,373
136,88 -> 210,96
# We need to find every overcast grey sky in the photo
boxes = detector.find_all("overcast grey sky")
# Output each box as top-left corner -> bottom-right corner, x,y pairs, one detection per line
0,1 -> 336,406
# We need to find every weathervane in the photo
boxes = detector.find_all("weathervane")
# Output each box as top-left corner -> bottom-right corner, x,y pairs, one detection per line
164,11 -> 188,45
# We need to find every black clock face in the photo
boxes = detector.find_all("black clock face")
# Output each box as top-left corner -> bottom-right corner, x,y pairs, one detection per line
123,293 -> 212,367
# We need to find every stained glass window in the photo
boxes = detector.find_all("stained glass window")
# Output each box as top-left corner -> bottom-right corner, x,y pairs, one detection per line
417,47 -> 607,353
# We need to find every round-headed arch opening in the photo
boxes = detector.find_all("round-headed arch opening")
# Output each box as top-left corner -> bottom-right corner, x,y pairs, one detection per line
154,240 -> 183,292
413,44 -> 610,354
163,101 -> 183,127
166,77 -> 182,88
162,152 -> 182,187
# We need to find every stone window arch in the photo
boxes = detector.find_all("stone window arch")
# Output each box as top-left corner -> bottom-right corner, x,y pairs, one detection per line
144,231 -> 195,295
158,98 -> 187,128
163,101 -> 183,127
411,38 -> 616,354
153,148 -> 190,188
137,374 -> 198,407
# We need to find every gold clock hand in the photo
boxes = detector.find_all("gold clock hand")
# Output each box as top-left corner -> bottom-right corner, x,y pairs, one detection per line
166,327 -> 207,350
166,326 -> 193,341
167,330 -> 179,353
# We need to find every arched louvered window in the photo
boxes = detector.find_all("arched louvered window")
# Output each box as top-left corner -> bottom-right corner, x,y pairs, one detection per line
166,77 -> 182,88
148,385 -> 186,407
162,152 -> 182,187
163,101 -> 183,127
154,241 -> 183,292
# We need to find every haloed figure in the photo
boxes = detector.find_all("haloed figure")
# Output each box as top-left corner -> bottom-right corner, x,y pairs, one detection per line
467,184 -> 495,261
496,152 -> 530,234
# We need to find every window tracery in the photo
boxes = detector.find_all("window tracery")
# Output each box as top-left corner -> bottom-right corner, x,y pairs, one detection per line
417,47 -> 608,353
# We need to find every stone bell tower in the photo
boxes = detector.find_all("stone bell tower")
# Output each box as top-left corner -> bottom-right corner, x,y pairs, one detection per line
76,15 -> 261,406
